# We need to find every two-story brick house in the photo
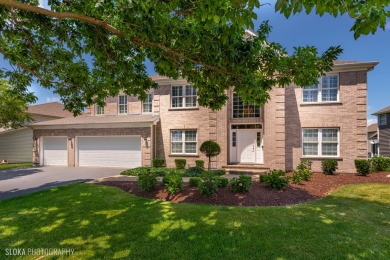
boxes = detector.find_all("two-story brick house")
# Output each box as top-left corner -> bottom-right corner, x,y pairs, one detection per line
32,60 -> 377,173
373,105 -> 390,157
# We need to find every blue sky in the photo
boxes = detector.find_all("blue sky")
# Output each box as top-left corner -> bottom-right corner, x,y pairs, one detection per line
2,1 -> 390,124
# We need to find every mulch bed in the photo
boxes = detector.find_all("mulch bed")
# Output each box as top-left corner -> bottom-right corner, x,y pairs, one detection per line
101,172 -> 390,207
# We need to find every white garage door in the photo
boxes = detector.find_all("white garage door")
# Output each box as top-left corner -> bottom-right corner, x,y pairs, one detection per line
77,136 -> 141,168
43,137 -> 68,166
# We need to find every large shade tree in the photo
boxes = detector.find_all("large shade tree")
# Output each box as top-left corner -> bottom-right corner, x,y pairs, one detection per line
0,0 -> 388,115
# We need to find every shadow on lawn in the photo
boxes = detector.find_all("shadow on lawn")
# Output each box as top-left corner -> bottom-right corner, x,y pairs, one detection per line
0,184 -> 389,259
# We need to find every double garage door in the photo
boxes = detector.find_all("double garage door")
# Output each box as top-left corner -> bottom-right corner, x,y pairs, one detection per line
42,136 -> 141,168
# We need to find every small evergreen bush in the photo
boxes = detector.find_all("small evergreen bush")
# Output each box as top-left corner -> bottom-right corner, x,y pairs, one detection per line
198,172 -> 219,195
355,159 -> 371,176
137,170 -> 158,192
208,169 -> 226,176
299,159 -> 312,170
152,158 -> 165,167
163,172 -> 183,194
370,156 -> 390,171
185,166 -> 205,177
262,169 -> 290,190
200,140 -> 221,170
216,177 -> 229,188
322,160 -> 338,175
189,177 -> 202,187
230,175 -> 252,193
299,168 -> 313,181
195,160 -> 205,168
291,170 -> 303,185
174,159 -> 187,169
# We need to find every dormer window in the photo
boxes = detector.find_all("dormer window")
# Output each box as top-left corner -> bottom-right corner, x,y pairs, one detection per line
118,95 -> 127,114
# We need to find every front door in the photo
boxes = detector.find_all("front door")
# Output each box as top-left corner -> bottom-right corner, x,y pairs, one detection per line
237,131 -> 256,163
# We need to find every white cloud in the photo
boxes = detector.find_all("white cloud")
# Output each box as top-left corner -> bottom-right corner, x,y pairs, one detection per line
46,96 -> 61,103
367,118 -> 377,126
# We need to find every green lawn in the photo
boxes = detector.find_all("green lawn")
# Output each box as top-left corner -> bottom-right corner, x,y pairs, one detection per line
0,163 -> 32,170
0,184 -> 389,260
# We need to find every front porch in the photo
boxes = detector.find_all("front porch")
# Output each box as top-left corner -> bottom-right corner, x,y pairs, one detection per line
222,163 -> 270,175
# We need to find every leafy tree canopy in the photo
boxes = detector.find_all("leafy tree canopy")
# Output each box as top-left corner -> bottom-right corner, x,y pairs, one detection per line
0,79 -> 33,129
275,0 -> 390,39
1,1 -> 384,114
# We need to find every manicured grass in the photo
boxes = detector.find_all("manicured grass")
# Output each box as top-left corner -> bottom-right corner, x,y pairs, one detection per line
0,183 -> 389,259
0,163 -> 32,170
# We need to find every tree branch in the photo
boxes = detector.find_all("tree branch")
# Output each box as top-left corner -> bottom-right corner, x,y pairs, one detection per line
0,0 -> 240,77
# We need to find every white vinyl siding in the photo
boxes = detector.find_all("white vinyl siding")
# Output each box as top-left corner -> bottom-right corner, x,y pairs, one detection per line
0,128 -> 33,163
302,128 -> 339,157
303,75 -> 339,103
171,85 -> 197,108
118,96 -> 128,114
171,130 -> 197,154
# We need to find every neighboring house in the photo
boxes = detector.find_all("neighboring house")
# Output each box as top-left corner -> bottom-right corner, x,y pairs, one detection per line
0,102 -> 73,163
367,123 -> 378,157
373,105 -> 390,157
32,61 -> 378,173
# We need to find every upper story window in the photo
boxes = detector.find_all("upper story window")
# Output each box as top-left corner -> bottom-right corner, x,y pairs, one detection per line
232,93 -> 261,118
302,128 -> 339,157
303,75 -> 339,103
142,93 -> 153,113
379,114 -> 387,126
118,95 -> 127,114
171,85 -> 197,108
96,105 -> 104,115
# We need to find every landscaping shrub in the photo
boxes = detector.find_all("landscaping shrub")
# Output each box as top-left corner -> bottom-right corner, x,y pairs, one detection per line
200,140 -> 221,170
297,160 -> 312,171
230,175 -> 252,193
195,160 -> 205,169
208,169 -> 226,176
370,156 -> 390,171
137,170 -> 158,191
216,177 -> 229,188
174,159 -> 187,169
355,159 -> 371,176
152,158 -> 165,167
262,170 -> 290,190
299,168 -> 313,181
291,170 -> 303,185
163,172 -> 183,194
185,166 -> 205,177
198,172 -> 219,195
322,160 -> 338,175
121,167 -> 183,177
189,177 -> 202,187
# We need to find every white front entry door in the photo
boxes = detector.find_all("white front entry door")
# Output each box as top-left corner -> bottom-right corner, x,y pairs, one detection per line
237,131 -> 256,163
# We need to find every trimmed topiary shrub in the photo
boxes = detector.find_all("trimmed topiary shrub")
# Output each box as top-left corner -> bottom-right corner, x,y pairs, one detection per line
216,177 -> 229,188
200,140 -> 221,170
185,166 -> 205,177
174,159 -> 186,169
322,160 -> 338,175
262,169 -> 290,190
370,156 -> 390,171
208,169 -> 226,176
137,169 -> 158,191
189,177 -> 202,187
355,159 -> 371,176
230,175 -> 252,193
162,172 -> 183,194
152,158 -> 165,167
198,171 -> 219,195
195,160 -> 205,169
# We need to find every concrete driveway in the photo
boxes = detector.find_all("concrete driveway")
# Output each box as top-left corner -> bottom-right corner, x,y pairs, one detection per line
0,166 -> 125,200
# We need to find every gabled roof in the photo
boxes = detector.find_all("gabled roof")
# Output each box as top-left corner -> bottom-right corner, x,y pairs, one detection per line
32,114 -> 160,129
27,102 -> 73,118
367,123 -> 378,133
373,106 -> 390,115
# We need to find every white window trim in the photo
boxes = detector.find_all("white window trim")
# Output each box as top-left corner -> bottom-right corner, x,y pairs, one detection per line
302,74 -> 339,103
96,105 -> 104,115
170,130 -> 198,155
170,85 -> 198,109
379,114 -> 387,126
302,128 -> 340,157
231,92 -> 261,118
118,95 -> 128,114
142,93 -> 154,114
